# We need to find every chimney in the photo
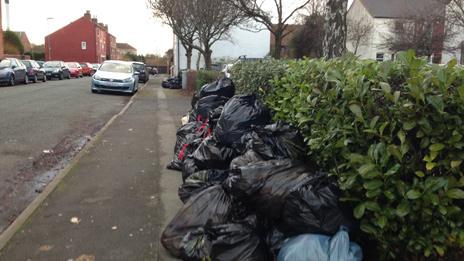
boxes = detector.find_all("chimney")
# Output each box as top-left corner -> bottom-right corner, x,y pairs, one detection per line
92,17 -> 98,24
84,10 -> 91,19
104,24 -> 108,31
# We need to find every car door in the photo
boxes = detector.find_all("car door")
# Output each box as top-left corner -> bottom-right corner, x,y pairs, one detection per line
12,59 -> 26,81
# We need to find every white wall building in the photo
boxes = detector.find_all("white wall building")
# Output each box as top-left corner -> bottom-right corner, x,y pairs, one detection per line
347,0 -> 464,64
172,27 -> 271,76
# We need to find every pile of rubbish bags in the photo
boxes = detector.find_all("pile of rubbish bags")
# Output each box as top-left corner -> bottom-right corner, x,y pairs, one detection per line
162,75 -> 182,89
162,77 -> 363,261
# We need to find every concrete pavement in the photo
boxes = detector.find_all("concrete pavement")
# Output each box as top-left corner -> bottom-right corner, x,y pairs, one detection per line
0,78 -> 130,233
0,78 -> 189,260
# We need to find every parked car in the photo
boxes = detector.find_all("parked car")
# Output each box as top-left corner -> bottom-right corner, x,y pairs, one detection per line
36,61 -> 45,68
132,62 -> 149,83
0,58 -> 29,86
92,63 -> 101,71
79,62 -> 94,76
21,60 -> 47,83
66,62 -> 83,78
146,66 -> 158,75
43,61 -> 71,80
91,60 -> 139,95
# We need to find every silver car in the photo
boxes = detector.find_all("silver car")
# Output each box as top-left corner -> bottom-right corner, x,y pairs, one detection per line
91,60 -> 139,94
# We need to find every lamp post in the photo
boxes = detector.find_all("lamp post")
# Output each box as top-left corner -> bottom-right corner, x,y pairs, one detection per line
46,17 -> 54,61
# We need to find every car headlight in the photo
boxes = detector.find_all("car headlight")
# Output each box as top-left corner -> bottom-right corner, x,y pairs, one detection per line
123,77 -> 133,83
93,75 -> 102,80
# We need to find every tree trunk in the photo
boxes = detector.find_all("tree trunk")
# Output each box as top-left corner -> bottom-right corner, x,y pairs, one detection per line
273,31 -> 283,59
323,0 -> 348,59
186,48 -> 193,70
203,47 -> 213,70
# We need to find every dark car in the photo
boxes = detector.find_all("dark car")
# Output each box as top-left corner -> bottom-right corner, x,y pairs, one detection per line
21,60 -> 47,83
132,62 -> 149,83
36,61 -> 45,68
0,58 -> 29,86
43,61 -> 71,80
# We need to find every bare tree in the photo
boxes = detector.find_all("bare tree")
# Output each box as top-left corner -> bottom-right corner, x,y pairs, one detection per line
232,0 -> 312,59
291,11 -> 325,58
446,0 -> 464,28
347,18 -> 373,55
380,3 -> 456,63
323,0 -> 348,58
188,0 -> 245,70
147,0 -> 196,70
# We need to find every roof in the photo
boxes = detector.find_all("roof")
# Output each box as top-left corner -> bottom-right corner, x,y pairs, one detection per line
359,0 -> 447,19
116,43 -> 136,51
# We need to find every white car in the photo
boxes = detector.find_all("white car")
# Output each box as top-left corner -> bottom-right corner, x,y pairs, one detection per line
91,60 -> 140,95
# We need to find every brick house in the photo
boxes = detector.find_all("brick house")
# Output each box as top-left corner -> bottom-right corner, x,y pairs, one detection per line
106,33 -> 117,60
44,11 -> 116,63
116,43 -> 137,60
269,24 -> 301,58
13,31 -> 31,53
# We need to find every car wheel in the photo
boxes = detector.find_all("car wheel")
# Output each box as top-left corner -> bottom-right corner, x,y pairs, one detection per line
8,75 -> 15,86
43,74 -> 47,82
24,75 -> 29,85
59,73 -> 64,80
33,75 -> 38,83
67,73 -> 71,79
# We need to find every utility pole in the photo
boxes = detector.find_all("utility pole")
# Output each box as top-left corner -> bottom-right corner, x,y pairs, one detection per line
46,17 -> 54,61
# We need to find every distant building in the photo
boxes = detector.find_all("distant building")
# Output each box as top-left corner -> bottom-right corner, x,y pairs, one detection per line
13,31 -> 32,53
347,0 -> 464,64
270,24 -> 301,58
106,33 -> 117,60
44,11 -> 118,63
116,43 -> 137,59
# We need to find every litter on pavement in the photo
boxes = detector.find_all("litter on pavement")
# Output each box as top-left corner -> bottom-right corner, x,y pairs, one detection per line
162,77 -> 362,260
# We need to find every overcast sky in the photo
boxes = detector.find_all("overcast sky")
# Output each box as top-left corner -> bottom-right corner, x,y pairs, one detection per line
1,0 -> 173,55
1,0 -> 354,56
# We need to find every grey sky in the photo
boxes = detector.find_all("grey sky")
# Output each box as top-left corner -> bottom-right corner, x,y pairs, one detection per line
1,0 -> 354,56
1,0 -> 173,55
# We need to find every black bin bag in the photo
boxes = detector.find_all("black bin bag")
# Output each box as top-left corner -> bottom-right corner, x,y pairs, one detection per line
214,95 -> 271,146
279,172 -> 354,236
241,121 -> 307,160
161,186 -> 232,259
226,159 -> 310,220
167,122 -> 205,171
178,169 -> 229,203
199,77 -> 235,99
192,136 -> 238,170
209,215 -> 269,261
192,95 -> 229,123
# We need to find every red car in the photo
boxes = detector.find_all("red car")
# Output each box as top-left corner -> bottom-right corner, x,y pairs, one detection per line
79,62 -> 94,76
66,62 -> 83,78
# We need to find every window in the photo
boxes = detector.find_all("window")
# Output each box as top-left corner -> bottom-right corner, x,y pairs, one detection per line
81,41 -> 87,50
376,52 -> 385,61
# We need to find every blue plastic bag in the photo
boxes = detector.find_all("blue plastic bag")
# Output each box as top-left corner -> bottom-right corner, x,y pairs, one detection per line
277,227 -> 363,261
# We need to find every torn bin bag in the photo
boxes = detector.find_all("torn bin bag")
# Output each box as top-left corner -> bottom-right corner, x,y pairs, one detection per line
167,122 -> 206,171
214,95 -> 271,146
178,169 -> 229,203
199,77 -> 235,99
161,186 -> 232,259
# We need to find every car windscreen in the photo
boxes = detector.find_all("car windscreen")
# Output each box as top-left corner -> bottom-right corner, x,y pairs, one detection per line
0,60 -> 11,69
99,62 -> 132,73
133,64 -> 144,71
22,61 -> 32,67
43,62 -> 61,68
67,63 -> 77,68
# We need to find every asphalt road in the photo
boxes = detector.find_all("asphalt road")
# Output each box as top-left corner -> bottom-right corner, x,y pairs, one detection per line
0,77 -> 131,233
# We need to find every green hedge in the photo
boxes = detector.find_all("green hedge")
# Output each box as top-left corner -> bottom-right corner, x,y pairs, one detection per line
230,59 -> 287,95
263,51 -> 464,259
196,70 -> 222,90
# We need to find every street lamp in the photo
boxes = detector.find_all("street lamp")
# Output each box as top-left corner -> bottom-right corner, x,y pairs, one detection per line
46,17 -> 54,61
